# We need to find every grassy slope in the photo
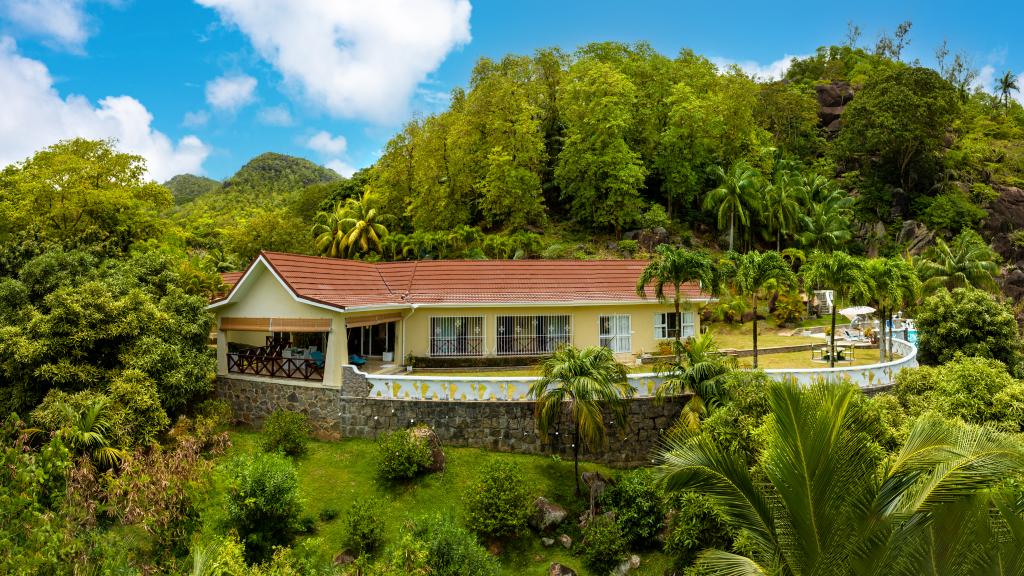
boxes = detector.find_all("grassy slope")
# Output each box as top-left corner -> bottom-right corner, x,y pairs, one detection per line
204,431 -> 675,576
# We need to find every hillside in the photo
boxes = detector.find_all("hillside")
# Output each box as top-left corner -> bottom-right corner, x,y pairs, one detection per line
222,152 -> 341,193
163,174 -> 220,204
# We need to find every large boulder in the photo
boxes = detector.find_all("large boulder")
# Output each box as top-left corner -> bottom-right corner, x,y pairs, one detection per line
409,425 -> 445,472
549,563 -> 577,576
815,81 -> 855,135
896,220 -> 934,256
984,184 -> 1024,259
582,471 -> 612,503
613,554 -> 641,576
530,497 -> 568,531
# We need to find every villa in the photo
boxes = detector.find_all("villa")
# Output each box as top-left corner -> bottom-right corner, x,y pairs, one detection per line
208,251 -> 711,387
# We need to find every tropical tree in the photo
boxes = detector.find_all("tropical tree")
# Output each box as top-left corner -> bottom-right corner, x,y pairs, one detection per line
998,70 -> 1019,108
865,257 -> 920,362
657,380 -> 1024,576
704,161 -> 761,252
655,331 -> 733,431
762,171 -> 802,250
798,186 -> 854,251
801,251 -> 872,367
529,346 -> 633,495
312,194 -> 389,259
733,251 -> 796,368
637,245 -> 719,360
916,230 -> 1000,294
54,396 -> 126,468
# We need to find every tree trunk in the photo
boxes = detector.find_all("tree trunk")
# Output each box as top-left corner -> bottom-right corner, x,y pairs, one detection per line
878,306 -> 886,363
830,304 -> 838,368
674,296 -> 682,364
728,211 -> 735,252
573,429 -> 581,497
752,293 -> 759,369
777,230 -> 781,252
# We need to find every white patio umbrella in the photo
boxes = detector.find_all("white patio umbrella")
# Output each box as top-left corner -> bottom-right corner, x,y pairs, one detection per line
838,305 -> 876,321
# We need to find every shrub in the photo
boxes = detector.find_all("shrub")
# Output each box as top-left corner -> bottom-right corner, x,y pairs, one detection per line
224,452 -> 302,563
415,515 -> 499,576
106,369 -> 170,448
601,468 -> 665,547
617,239 -> 640,257
260,410 -> 312,457
664,492 -> 733,569
894,356 -> 1017,427
772,292 -> 805,326
318,507 -> 339,522
916,288 -> 1023,372
993,381 -> 1024,433
344,497 -> 386,556
579,514 -> 628,574
376,428 -> 432,481
464,460 -> 532,540
194,398 -> 233,430
640,203 -> 671,230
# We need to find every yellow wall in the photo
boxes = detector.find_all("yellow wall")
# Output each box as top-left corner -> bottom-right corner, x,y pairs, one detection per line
401,303 -> 701,361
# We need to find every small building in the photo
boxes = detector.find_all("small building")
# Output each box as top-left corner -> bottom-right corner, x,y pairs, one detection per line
208,251 -> 711,387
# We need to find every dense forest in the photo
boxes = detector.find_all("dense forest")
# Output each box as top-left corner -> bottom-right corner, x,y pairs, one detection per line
4,24 -> 1024,576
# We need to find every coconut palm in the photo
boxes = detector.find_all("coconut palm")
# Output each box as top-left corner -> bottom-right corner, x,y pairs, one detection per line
312,193 -> 389,259
865,257 -> 921,362
704,161 -> 761,252
799,190 -> 854,251
802,251 -> 872,367
916,230 -> 1000,294
998,70 -> 1019,108
656,331 -> 733,431
733,251 -> 797,368
762,172 -> 803,251
657,380 -> 1024,576
637,245 -> 719,360
529,346 -> 633,495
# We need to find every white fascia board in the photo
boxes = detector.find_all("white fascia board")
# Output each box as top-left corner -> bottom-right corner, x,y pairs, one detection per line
205,255 -> 345,313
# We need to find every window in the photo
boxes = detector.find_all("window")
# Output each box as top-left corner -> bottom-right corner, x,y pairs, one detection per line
429,316 -> 484,356
655,311 -> 695,339
599,315 -> 631,353
496,315 -> 571,356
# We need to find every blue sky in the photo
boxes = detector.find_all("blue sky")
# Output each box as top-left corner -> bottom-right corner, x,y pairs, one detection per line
0,0 -> 1020,182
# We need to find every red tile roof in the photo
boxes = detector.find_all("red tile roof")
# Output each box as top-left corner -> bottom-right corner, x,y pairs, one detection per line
216,251 -> 708,310
221,272 -> 244,288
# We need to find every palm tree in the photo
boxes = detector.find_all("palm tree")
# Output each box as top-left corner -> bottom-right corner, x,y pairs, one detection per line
637,245 -> 719,360
58,396 -> 127,467
998,70 -> 1019,108
865,257 -> 920,362
312,194 -> 389,258
657,380 -> 1024,576
799,189 -> 853,251
916,231 -> 1000,294
762,172 -> 803,251
733,251 -> 796,368
528,346 -> 633,495
704,161 -> 761,252
656,331 -> 733,431
801,251 -> 872,367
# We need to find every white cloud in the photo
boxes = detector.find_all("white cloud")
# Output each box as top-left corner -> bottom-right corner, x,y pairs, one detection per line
257,105 -> 292,126
2,0 -> 90,51
182,109 -> 210,128
973,65 -> 996,92
711,54 -> 806,81
0,37 -> 209,181
325,159 -> 355,178
305,130 -> 347,155
205,73 -> 258,111
196,0 -> 472,123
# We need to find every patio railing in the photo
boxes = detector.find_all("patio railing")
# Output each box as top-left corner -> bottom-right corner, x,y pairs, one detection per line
228,351 -> 324,381
354,338 -> 918,401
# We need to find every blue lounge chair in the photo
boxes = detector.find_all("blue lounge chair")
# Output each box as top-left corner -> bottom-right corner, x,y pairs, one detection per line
348,353 -> 367,367
309,350 -> 325,369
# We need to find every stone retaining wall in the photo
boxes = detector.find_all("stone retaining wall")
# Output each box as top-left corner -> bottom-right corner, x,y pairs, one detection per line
216,376 -> 685,467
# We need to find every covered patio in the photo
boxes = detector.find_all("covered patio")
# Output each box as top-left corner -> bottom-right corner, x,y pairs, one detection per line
219,317 -> 334,382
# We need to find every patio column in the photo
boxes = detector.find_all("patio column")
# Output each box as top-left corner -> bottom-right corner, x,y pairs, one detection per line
216,329 -> 228,376
322,322 -> 348,388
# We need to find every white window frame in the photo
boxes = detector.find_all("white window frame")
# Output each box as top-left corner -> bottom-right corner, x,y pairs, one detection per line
655,311 -> 695,340
599,314 -> 632,353
429,316 -> 485,357
495,314 -> 572,356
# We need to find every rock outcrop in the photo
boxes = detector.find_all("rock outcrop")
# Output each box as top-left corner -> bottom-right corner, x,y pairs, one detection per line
410,424 -> 446,472
896,220 -> 934,256
530,497 -> 568,531
815,81 -> 855,135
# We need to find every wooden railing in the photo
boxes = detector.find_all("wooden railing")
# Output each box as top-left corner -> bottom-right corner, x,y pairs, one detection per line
228,351 -> 324,381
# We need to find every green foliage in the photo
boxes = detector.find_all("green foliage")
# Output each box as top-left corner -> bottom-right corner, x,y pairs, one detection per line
917,230 -> 1000,294
579,514 -> 629,574
163,174 -> 220,205
915,287 -> 1022,370
106,369 -> 171,447
602,468 -> 665,548
375,428 -> 433,482
772,292 -> 805,325
343,497 -> 386,556
413,515 -> 499,576
224,452 -> 303,563
223,152 -> 340,193
639,203 -> 671,230
920,191 -> 987,234
463,459 -> 532,540
664,491 -> 734,569
893,357 -> 1019,429
260,410 -> 312,457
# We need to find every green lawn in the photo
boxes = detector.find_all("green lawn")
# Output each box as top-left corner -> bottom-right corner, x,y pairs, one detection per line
705,321 -> 823,350
736,349 -> 894,369
203,431 -> 675,576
